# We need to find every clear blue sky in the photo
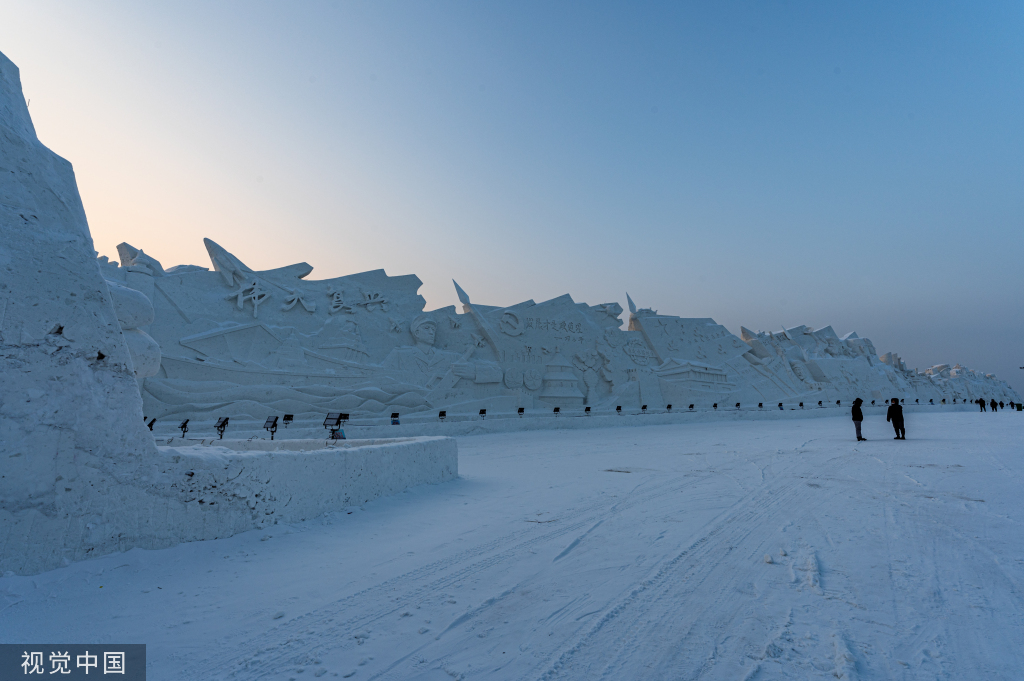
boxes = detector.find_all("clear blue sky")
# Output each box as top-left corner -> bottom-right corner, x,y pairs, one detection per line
3,1 -> 1022,386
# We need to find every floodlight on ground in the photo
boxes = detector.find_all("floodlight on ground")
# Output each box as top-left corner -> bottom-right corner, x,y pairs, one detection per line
799,402 -> 804,409
778,403 -> 783,410
479,409 -> 486,420
264,416 -> 278,440
872,400 -> 875,405
915,399 -> 919,404
758,403 -> 763,409
666,404 -> 672,412
929,399 -> 933,404
689,404 -> 695,410
818,401 -> 823,407
736,403 -> 741,409
553,407 -> 560,416
283,414 -> 293,428
324,412 -> 344,439
178,419 -> 189,438
641,405 -> 647,414
712,403 -> 717,410
215,417 -> 229,439
438,410 -> 447,421
518,407 -> 525,417
836,400 -> 841,406
585,407 -> 591,415
391,412 -> 400,425
616,406 -> 622,414
147,418 -> 156,431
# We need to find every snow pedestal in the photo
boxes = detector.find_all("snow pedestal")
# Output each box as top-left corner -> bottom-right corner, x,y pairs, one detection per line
154,437 -> 458,531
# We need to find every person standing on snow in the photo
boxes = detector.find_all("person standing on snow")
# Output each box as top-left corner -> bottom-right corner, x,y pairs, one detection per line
991,398 -> 998,412
852,398 -> 866,441
979,398 -> 986,412
887,397 -> 906,439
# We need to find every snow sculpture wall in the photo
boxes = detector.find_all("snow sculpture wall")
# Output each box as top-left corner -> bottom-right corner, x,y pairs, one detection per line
97,238 -> 1019,424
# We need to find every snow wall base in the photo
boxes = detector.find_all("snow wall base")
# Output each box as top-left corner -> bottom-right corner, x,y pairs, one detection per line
1,436 -> 457,576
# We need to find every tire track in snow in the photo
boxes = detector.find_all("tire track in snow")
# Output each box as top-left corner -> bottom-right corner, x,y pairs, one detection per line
183,473 -> 711,679
532,460 -> 822,680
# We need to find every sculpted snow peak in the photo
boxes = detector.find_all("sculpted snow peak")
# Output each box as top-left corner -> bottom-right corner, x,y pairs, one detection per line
94,239 -> 1019,422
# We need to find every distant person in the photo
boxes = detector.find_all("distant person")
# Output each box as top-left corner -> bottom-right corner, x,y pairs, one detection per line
991,399 -> 998,412
887,396 -> 905,439
999,401 -> 1004,410
979,398 -> 986,412
852,398 -> 866,441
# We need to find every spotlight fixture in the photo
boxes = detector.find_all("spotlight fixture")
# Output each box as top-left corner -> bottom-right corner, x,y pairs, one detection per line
263,416 -> 278,440
323,413 -> 343,439
178,419 -> 189,438
215,417 -> 229,439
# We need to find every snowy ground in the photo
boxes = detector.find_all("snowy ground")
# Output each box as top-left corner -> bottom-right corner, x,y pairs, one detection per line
3,411 -> 1023,680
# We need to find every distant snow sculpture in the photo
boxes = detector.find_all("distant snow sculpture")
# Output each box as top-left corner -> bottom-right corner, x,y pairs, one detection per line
91,236 -> 1019,421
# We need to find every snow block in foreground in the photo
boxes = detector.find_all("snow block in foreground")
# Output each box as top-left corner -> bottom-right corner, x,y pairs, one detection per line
154,437 -> 458,531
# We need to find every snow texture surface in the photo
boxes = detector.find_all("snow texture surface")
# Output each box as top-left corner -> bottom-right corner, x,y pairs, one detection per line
156,436 -> 457,530
3,411 -> 1022,680
0,49 -> 160,575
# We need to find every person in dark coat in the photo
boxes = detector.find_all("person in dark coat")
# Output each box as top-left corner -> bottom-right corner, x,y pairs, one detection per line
851,398 -> 866,441
979,398 -> 986,412
991,398 -> 998,412
887,396 -> 905,439
1000,401 -> 1005,410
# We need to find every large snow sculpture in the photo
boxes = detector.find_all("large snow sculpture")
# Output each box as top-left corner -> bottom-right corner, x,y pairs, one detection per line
0,51 -> 162,574
0,51 -> 457,576
95,234 -> 1019,424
